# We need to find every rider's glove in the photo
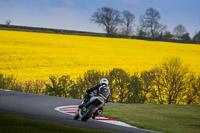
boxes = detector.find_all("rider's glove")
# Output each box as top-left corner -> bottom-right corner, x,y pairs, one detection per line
86,89 -> 90,93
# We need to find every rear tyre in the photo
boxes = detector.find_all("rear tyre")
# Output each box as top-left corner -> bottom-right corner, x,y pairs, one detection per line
81,104 -> 96,121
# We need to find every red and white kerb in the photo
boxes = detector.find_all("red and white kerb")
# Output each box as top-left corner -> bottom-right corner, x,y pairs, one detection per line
55,105 -> 134,128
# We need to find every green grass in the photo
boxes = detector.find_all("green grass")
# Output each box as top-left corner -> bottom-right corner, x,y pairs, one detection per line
102,104 -> 200,133
0,115 -> 113,133
1,106 -> 200,133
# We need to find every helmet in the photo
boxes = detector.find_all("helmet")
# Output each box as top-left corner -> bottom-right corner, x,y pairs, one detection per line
100,78 -> 108,85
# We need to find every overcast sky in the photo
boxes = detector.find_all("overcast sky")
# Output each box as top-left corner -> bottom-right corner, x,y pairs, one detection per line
0,0 -> 199,37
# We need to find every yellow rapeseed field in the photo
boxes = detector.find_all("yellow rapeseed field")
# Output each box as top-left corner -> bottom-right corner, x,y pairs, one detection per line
0,30 -> 200,82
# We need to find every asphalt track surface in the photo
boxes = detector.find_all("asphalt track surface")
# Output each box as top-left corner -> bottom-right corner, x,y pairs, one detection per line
0,90 -> 157,133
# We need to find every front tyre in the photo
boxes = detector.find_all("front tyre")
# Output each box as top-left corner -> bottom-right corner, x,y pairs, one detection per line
74,111 -> 80,120
81,104 -> 96,121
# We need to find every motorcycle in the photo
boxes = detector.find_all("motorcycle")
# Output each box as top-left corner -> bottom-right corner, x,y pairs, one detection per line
74,93 -> 105,121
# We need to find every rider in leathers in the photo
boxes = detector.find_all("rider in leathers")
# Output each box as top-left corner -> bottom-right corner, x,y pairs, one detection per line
78,78 -> 110,119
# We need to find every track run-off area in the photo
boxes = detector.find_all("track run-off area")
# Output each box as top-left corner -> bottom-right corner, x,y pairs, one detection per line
55,105 -> 134,128
0,90 -> 157,133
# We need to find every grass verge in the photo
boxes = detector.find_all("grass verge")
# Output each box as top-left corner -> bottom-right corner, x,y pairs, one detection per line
0,115 -> 112,133
102,104 -> 200,133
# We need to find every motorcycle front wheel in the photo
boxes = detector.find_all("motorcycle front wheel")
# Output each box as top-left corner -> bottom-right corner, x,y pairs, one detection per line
74,111 -> 80,120
81,104 -> 96,121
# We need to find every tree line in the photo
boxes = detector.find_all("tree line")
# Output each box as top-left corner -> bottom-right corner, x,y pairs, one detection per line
2,7 -> 200,44
1,57 -> 200,104
91,7 -> 200,44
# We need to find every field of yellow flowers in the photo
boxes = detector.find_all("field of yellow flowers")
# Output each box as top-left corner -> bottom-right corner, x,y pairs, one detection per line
0,30 -> 200,82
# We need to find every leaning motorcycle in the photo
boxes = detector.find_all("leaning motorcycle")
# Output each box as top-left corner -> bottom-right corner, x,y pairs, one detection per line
74,93 -> 105,121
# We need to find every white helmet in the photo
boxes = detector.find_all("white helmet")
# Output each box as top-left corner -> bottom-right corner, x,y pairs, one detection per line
100,78 -> 108,85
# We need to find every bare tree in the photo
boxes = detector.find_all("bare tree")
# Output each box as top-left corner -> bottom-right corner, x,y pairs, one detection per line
91,7 -> 122,35
121,10 -> 135,36
185,74 -> 200,104
140,70 -> 155,103
173,24 -> 187,39
108,68 -> 130,103
154,23 -> 167,37
153,57 -> 190,104
5,19 -> 11,26
140,7 -> 162,38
